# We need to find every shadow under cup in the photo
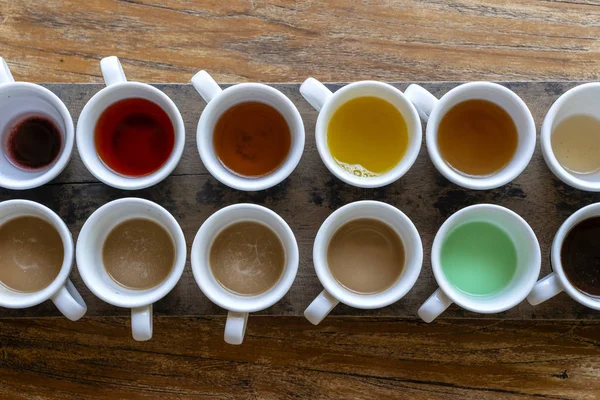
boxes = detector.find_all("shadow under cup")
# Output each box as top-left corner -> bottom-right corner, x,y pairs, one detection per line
432,205 -> 540,313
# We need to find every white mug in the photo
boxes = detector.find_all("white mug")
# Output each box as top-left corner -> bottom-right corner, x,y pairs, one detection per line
528,203 -> 600,309
0,57 -> 74,190
541,83 -> 600,191
191,70 -> 305,191
76,198 -> 187,341
418,204 -> 541,322
191,204 -> 299,345
405,82 -> 536,190
0,200 -> 86,320
76,56 -> 185,190
300,78 -> 422,188
304,201 -> 423,325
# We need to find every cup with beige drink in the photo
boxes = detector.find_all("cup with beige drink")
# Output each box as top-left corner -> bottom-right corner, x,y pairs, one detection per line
191,204 -> 299,345
0,200 -> 87,320
304,201 -> 423,324
76,198 -> 186,341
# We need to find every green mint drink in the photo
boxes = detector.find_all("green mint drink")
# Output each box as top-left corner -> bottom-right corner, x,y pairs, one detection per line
441,221 -> 517,296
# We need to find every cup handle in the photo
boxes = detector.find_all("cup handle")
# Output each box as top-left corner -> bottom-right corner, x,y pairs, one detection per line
191,70 -> 222,103
100,56 -> 127,86
418,288 -> 453,323
131,304 -> 153,341
304,290 -> 339,325
527,272 -> 563,306
225,311 -> 248,345
0,57 -> 15,84
404,84 -> 439,122
50,279 -> 87,321
300,77 -> 333,112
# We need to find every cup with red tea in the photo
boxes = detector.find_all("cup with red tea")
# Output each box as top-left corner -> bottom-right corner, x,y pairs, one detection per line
191,70 -> 305,191
76,56 -> 185,190
0,57 -> 74,190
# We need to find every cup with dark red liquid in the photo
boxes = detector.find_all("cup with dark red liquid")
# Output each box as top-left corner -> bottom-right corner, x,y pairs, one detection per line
76,56 -> 185,190
0,57 -> 74,190
527,202 -> 600,310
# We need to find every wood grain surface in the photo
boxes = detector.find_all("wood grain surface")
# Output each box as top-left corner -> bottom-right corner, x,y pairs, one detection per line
1,1 -> 600,399
1,82 -> 599,320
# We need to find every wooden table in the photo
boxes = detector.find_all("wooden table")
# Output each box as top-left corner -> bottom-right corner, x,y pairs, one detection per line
1,1 -> 599,399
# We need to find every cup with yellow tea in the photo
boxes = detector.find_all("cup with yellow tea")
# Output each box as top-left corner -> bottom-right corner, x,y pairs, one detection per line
300,78 -> 422,188
541,83 -> 600,191
405,82 -> 536,190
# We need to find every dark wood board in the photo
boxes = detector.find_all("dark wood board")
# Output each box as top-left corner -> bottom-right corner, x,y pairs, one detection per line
1,82 -> 598,320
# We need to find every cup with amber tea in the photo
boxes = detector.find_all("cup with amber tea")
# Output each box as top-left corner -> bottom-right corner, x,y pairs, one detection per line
77,56 -> 185,190
0,57 -> 74,190
191,70 -> 305,191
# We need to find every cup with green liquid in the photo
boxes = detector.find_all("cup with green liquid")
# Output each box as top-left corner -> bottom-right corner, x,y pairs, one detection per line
418,204 -> 541,322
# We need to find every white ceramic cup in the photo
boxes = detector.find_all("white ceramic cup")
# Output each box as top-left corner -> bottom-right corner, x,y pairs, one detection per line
418,204 -> 541,323
405,82 -> 536,190
0,57 -> 74,190
541,83 -> 600,191
528,203 -> 600,309
304,201 -> 423,325
76,56 -> 185,190
191,204 -> 299,345
191,70 -> 305,191
300,78 -> 422,188
76,198 -> 186,341
0,200 -> 86,320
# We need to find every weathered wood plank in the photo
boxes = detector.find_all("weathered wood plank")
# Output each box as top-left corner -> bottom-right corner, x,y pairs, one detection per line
0,82 -> 598,319
2,0 -> 600,83
0,317 -> 598,399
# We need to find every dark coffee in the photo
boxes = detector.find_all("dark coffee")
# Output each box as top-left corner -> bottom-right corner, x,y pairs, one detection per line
5,116 -> 62,169
561,216 -> 600,297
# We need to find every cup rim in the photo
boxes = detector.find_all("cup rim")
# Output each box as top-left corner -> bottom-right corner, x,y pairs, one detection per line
551,202 -> 600,309
75,197 -> 187,308
312,200 -> 423,309
0,200 -> 74,308
425,81 -> 536,190
540,82 -> 600,192
196,82 -> 305,191
76,81 -> 185,190
431,203 -> 541,314
314,81 -> 422,188
0,82 -> 74,190
190,203 -> 299,313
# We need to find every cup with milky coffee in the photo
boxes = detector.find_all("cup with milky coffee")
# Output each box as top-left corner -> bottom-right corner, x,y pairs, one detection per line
304,201 -> 423,325
76,198 -> 186,341
191,204 -> 299,345
0,200 -> 86,320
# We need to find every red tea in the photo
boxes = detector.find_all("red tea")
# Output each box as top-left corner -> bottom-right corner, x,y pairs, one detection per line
95,98 -> 175,177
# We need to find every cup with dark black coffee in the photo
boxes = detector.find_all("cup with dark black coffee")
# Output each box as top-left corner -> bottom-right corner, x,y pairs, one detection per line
528,203 -> 600,310
0,57 -> 74,190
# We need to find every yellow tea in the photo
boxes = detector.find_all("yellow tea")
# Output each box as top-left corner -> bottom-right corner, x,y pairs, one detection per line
327,96 -> 408,177
438,99 -> 518,177
551,114 -> 600,175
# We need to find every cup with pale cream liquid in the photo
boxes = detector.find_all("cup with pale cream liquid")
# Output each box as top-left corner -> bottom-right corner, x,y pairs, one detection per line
300,78 -> 422,188
541,83 -> 600,191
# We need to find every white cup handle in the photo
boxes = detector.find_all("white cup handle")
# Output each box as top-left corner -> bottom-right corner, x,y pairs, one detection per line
225,311 -> 248,345
0,57 -> 15,84
527,272 -> 564,306
100,56 -> 127,86
131,304 -> 153,341
418,288 -> 453,323
300,77 -> 333,112
50,279 -> 87,321
191,70 -> 222,103
404,84 -> 439,122
304,290 -> 339,325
